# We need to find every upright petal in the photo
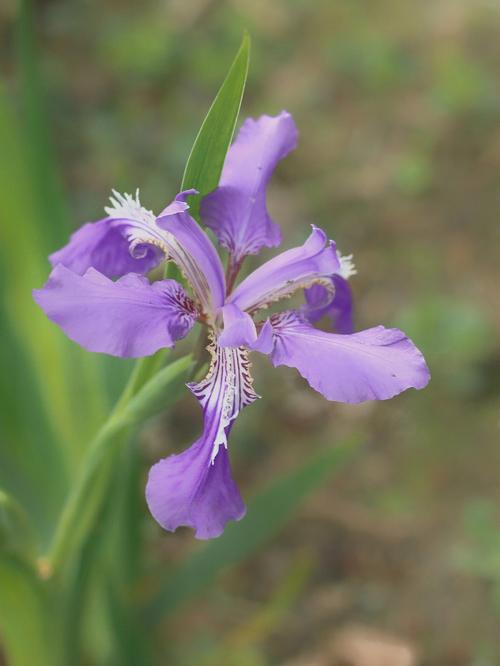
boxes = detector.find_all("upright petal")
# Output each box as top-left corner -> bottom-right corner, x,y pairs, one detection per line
157,191 -> 226,319
33,265 -> 197,357
146,341 -> 259,539
200,112 -> 298,259
218,303 -> 258,348
228,226 -> 340,314
49,216 -> 160,278
266,311 -> 430,403
303,274 -> 354,334
218,303 -> 274,352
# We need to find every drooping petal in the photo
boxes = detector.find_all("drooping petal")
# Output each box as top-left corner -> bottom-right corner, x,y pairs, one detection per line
303,274 -> 354,334
33,264 -> 197,357
156,191 -> 226,319
228,226 -> 340,314
266,311 -> 430,403
49,216 -> 160,278
146,427 -> 244,540
146,341 -> 259,539
200,112 -> 298,259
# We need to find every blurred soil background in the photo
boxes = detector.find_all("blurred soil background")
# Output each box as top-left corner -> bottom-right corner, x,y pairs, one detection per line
1,0 -> 500,664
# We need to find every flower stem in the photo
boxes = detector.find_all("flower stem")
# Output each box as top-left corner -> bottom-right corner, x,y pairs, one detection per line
42,413 -> 128,578
225,255 -> 244,295
43,350 -> 186,578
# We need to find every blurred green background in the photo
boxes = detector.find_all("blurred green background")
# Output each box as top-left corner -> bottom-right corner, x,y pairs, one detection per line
1,1 -> 500,665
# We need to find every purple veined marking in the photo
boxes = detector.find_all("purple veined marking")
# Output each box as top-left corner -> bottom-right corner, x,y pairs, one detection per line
34,111 -> 430,539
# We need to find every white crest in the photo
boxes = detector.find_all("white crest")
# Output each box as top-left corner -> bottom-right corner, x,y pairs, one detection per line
104,189 -> 156,226
337,252 -> 357,280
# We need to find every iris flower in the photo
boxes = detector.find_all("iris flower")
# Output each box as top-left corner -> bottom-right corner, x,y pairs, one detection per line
34,112 -> 430,539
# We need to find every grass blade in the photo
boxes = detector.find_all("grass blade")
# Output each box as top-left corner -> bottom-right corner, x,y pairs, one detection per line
46,354 -> 192,575
180,32 -> 250,218
0,555 -> 62,666
17,0 -> 69,249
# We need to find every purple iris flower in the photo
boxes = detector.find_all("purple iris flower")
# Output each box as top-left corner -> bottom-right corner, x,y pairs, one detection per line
33,111 -> 430,539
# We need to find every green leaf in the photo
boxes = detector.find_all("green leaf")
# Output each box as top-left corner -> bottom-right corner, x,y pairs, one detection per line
180,32 -> 250,218
146,437 -> 359,621
118,354 -> 191,428
63,443 -> 152,666
46,354 -> 192,575
0,320 -> 69,546
0,490 -> 37,561
0,0 -> 108,535
0,555 -> 62,666
0,87 -> 78,543
17,0 -> 69,249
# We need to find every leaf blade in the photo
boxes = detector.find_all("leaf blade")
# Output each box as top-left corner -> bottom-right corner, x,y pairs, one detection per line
180,32 -> 250,218
46,354 -> 192,575
0,555 -> 62,666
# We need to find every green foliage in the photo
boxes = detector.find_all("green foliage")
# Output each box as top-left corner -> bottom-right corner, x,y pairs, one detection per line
180,32 -> 250,218
47,354 -> 193,575
0,491 -> 36,562
0,555 -> 62,666
0,0 -> 110,545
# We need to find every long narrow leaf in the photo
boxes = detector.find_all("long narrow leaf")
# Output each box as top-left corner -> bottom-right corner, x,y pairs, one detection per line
17,0 -> 69,249
0,555 -> 62,666
46,354 -> 192,575
180,32 -> 250,218
16,0 -> 108,444
0,317 -> 68,544
0,490 -> 36,562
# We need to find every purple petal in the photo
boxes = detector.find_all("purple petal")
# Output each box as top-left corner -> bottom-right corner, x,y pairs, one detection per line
218,304 -> 258,348
146,429 -> 245,540
218,304 -> 274,353
250,319 -> 274,354
157,189 -> 193,217
49,217 -> 160,278
266,311 -> 430,403
157,191 -> 226,318
303,274 -> 354,334
146,343 -> 259,539
33,265 -> 197,357
228,226 -> 340,313
200,112 -> 298,259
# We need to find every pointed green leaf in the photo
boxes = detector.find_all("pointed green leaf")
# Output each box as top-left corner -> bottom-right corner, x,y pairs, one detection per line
180,32 -> 250,218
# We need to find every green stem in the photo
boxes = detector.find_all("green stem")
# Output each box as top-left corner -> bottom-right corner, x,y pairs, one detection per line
43,351 -> 188,578
116,349 -> 169,410
43,412 -> 129,577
